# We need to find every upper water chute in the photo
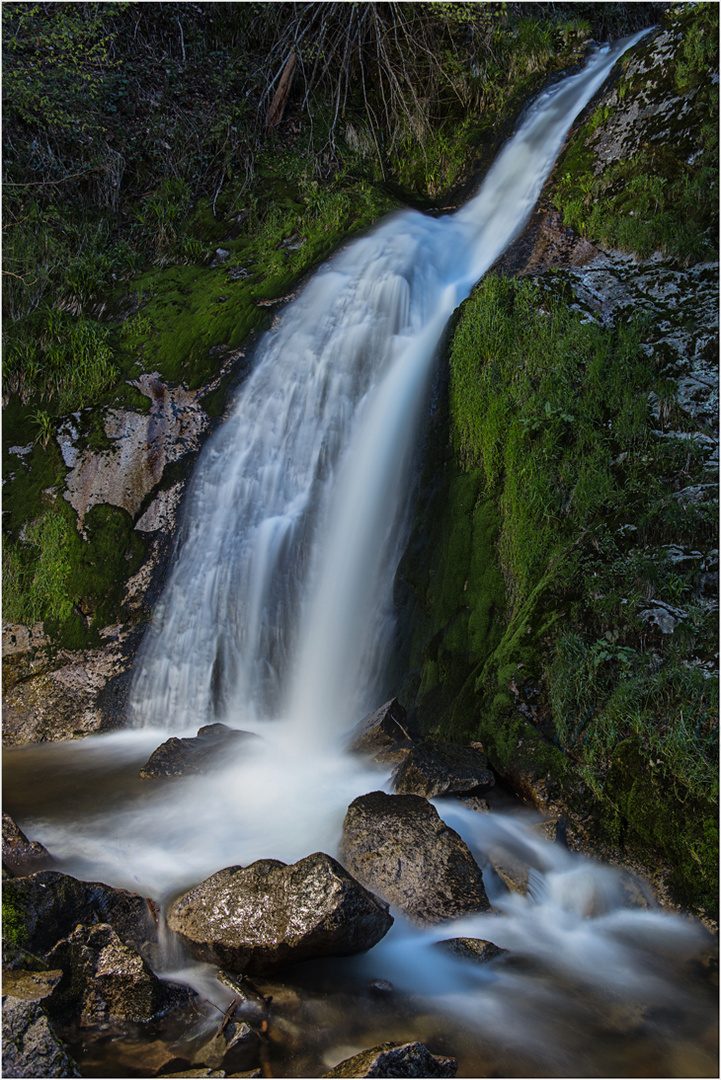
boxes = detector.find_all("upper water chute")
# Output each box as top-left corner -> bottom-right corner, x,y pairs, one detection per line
129,30 -> 648,737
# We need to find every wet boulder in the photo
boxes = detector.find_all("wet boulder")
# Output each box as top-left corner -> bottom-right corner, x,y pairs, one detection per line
193,1015 -> 263,1073
323,1041 -> 457,1077
2,812 -> 54,876
140,723 -> 261,779
347,698 -> 414,762
2,996 -> 81,1078
392,741 -> 495,799
1,871 -> 158,965
167,851 -> 393,975
46,923 -> 191,1028
338,791 -> 490,926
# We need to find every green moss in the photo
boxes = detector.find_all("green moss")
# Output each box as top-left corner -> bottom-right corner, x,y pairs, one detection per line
407,256 -> 717,914
2,889 -> 28,948
602,740 -> 718,913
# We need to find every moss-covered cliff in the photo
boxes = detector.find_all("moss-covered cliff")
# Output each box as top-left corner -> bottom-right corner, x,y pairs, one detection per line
400,2 -> 718,917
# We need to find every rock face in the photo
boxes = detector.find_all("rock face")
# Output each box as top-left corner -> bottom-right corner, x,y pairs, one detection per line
2,871 -> 158,965
338,792 -> 490,926
140,723 -> 260,778
2,813 -> 53,876
46,922 -> 190,1027
2,996 -> 81,1079
167,852 -> 393,974
392,741 -> 495,798
323,1041 -> 457,1078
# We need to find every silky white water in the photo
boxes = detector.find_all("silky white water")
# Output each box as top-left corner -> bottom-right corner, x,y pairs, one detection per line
4,30 -> 716,1077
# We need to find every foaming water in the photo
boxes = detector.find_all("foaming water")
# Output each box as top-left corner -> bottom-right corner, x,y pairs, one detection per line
5,27 -> 715,1078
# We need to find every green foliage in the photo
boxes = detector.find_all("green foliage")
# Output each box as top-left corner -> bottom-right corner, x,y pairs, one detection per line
4,310 -> 117,413
3,511 -> 74,626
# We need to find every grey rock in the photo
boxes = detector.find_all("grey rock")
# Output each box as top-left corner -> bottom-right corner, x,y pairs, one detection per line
392,741 -> 495,798
338,791 -> 490,926
2,996 -> 81,1078
167,851 -> 393,974
140,724 -> 261,778
435,937 -> 508,964
2,870 -> 158,965
323,1040 -> 457,1077
46,922 -> 191,1027
347,698 -> 413,757
2,813 -> 54,876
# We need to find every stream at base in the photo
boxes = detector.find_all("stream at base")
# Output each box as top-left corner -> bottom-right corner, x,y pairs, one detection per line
3,733 -> 717,1077
3,29 -> 718,1078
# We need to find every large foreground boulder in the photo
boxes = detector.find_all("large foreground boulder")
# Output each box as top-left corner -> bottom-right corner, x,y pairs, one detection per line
2,813 -> 54,877
338,791 -> 490,926
167,852 -> 393,975
140,723 -> 261,779
2,871 -> 158,966
2,996 -> 81,1078
46,922 -> 191,1028
392,742 -> 495,798
323,1041 -> 457,1077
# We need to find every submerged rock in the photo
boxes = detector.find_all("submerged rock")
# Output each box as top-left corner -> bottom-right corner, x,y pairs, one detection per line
166,851 -> 393,974
338,791 -> 490,926
193,1016 -> 262,1072
392,741 -> 495,798
139,723 -> 261,778
323,1041 -> 457,1077
435,937 -> 508,964
2,870 -> 158,966
46,922 -> 191,1028
2,812 -> 54,876
2,996 -> 81,1078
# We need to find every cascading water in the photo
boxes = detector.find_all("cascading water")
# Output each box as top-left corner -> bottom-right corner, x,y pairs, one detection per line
3,29 -> 716,1078
128,30 -> 649,742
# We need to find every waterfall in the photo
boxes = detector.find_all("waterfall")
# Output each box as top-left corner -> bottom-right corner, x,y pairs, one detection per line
10,29 -> 714,1078
128,31 -> 648,741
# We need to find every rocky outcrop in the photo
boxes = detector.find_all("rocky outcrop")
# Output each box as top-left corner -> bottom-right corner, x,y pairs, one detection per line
166,852 -> 393,974
46,922 -> 190,1028
2,625 -> 143,746
140,723 -> 261,778
2,812 -> 53,876
2,870 -> 158,966
392,741 -> 495,798
2,996 -> 81,1079
323,1041 -> 457,1078
63,374 -> 208,527
338,791 -> 490,925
